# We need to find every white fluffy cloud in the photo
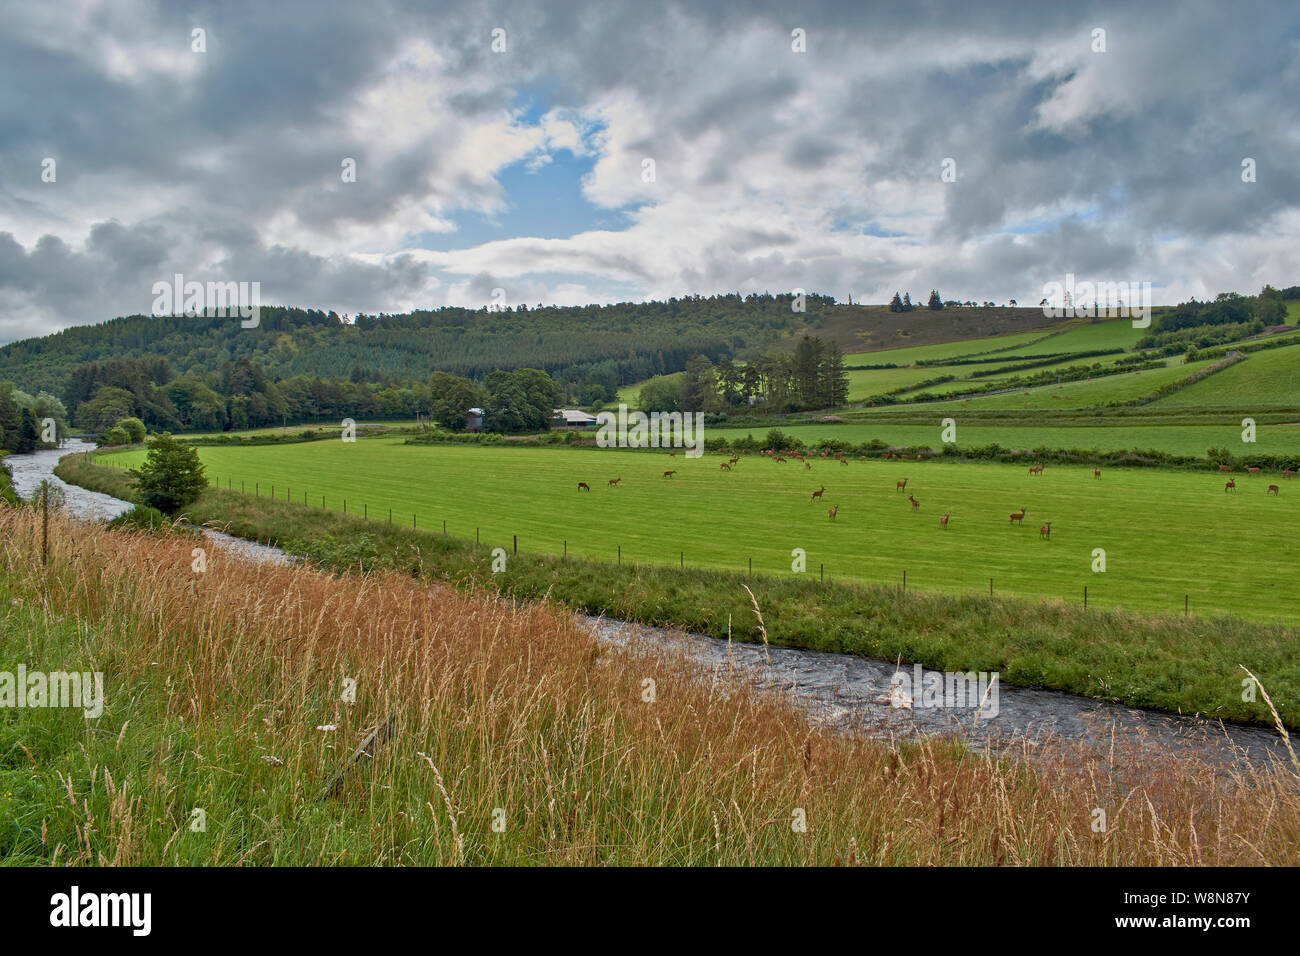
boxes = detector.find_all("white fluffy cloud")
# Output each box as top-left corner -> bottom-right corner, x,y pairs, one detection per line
1,0 -> 1298,342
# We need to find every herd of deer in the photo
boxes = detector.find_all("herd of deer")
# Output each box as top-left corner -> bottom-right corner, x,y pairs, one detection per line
1221,466 -> 1288,494
577,449 -> 1286,534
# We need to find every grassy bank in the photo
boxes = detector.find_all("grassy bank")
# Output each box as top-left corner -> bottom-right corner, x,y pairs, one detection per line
54,452 -> 1300,729
2,505 -> 1298,865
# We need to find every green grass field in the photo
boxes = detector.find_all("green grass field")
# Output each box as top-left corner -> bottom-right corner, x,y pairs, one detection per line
1149,343 -> 1300,408
993,319 -> 1150,356
707,421 -> 1300,456
99,439 -> 1300,623
889,358 -> 1208,411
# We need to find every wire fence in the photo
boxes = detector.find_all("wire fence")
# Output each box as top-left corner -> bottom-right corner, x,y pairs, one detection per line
185,469 -> 1209,617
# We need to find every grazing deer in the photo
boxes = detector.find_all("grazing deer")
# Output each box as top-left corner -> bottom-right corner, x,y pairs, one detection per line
1039,522 -> 1051,540
1224,479 -> 1235,492
811,485 -> 826,503
805,461 -> 812,470
608,477 -> 621,487
1010,507 -> 1027,526
940,511 -> 950,528
577,482 -> 590,491
828,504 -> 839,521
1268,484 -> 1280,495
663,470 -> 676,478
1219,464 -> 1232,472
1094,468 -> 1101,479
775,456 -> 786,463
841,458 -> 849,466
896,478 -> 908,491
1248,466 -> 1261,475
720,462 -> 731,471
909,494 -> 920,511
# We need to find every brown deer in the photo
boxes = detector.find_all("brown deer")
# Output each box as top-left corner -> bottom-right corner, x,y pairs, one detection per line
1224,479 -> 1235,492
1219,464 -> 1232,473
805,461 -> 812,470
1039,522 -> 1051,540
1093,468 -> 1101,479
940,511 -> 950,528
811,485 -> 826,503
577,482 -> 590,491
828,504 -> 839,521
1283,469 -> 1294,479
840,458 -> 849,466
775,456 -> 786,463
720,462 -> 731,471
1010,507 -> 1027,526
1247,466 -> 1261,475
896,478 -> 908,492
663,470 -> 676,478
1268,484 -> 1280,495
608,477 -> 621,487
909,494 -> 920,511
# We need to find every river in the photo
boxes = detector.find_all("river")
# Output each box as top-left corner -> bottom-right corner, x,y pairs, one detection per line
5,440 -> 1288,765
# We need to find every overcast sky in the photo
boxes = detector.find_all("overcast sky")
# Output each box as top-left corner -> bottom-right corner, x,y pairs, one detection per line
1,0 -> 1298,343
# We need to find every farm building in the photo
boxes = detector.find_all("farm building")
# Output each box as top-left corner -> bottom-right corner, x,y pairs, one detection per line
552,409 -> 599,429
466,407 -> 484,431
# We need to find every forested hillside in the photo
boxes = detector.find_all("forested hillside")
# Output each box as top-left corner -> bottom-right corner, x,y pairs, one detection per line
0,293 -> 833,398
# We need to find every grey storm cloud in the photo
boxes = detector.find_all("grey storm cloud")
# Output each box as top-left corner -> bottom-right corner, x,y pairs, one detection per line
0,0 -> 1297,342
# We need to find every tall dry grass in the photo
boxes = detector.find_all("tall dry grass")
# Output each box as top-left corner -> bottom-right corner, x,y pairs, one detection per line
0,505 -> 1296,865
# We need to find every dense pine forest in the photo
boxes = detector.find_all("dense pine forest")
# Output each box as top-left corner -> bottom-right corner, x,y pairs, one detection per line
0,293 -> 836,398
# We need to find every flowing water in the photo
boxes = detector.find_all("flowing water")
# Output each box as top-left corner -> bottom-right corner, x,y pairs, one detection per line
5,441 -> 1287,765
